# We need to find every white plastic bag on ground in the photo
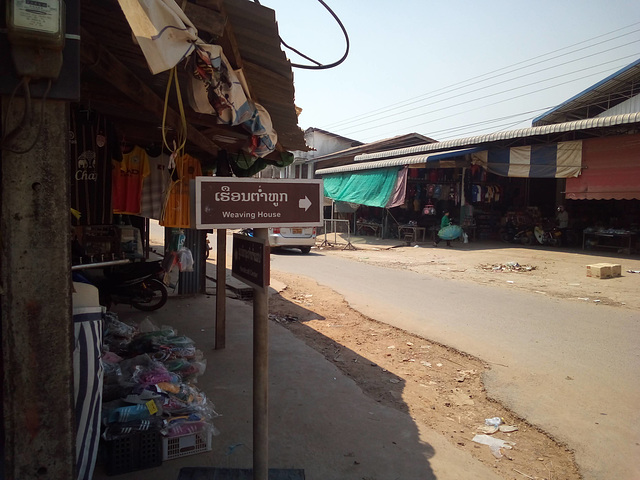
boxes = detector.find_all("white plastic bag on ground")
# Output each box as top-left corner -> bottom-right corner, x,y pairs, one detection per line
472,434 -> 515,458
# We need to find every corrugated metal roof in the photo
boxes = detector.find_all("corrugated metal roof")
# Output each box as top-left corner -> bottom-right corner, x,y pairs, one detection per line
532,58 -> 640,126
316,147 -> 481,175
224,0 -> 308,151
352,113 -> 640,163
78,0 -> 308,160
311,133 -> 437,164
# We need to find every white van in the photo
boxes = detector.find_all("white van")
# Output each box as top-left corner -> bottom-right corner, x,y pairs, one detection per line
268,226 -> 316,254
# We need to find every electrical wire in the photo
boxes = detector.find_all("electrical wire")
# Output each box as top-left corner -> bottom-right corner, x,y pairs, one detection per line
257,0 -> 350,70
328,42 -> 640,132
1,77 -> 53,155
342,58 -> 639,139
325,23 -> 640,129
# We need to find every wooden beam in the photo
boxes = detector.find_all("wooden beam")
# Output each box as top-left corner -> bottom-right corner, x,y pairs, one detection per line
80,27 -> 220,154
184,2 -> 226,38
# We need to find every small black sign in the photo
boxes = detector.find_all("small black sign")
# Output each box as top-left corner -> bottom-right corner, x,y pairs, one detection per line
232,233 -> 269,291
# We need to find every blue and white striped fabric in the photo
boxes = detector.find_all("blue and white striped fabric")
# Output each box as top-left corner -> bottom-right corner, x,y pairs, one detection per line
73,305 -> 104,480
473,140 -> 582,178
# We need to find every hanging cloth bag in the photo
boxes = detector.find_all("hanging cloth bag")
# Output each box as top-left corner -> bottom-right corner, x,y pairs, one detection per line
117,0 -> 198,74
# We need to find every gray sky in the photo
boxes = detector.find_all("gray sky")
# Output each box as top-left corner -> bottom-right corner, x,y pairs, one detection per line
262,0 -> 640,143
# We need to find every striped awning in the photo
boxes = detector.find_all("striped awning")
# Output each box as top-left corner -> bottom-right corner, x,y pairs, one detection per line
471,141 -> 582,178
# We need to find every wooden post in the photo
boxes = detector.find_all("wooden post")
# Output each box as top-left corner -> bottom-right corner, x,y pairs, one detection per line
252,227 -> 269,480
1,97 -> 75,479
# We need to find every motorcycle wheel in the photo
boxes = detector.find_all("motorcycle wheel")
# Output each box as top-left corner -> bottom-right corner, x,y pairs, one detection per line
131,279 -> 168,311
519,234 -> 532,246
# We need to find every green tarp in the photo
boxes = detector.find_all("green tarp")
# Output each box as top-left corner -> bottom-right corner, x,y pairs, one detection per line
323,168 -> 400,208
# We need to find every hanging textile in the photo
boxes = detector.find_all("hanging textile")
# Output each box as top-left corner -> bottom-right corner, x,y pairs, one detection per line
386,167 -> 408,208
187,44 -> 278,158
188,44 -> 253,125
140,152 -> 171,220
323,167 -> 401,208
112,145 -> 151,215
72,280 -> 104,480
69,107 -> 120,226
472,141 -> 582,178
161,153 -> 202,228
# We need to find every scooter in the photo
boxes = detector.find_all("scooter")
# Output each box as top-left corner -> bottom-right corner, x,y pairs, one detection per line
83,260 -> 168,311
534,225 -> 562,246
500,220 -> 534,245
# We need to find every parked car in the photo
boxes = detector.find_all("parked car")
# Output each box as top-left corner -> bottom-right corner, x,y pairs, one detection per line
268,226 -> 316,254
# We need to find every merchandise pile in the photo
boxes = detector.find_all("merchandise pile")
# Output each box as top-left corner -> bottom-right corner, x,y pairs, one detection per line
100,312 -> 219,446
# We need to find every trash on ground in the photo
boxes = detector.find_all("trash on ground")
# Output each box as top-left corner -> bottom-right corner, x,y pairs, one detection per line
478,425 -> 499,434
499,424 -> 519,433
485,417 -> 503,427
472,434 -> 516,458
479,263 -> 536,272
269,313 -> 298,324
627,270 -> 640,273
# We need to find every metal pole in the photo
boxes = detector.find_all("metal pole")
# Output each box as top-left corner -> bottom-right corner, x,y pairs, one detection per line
215,229 -> 226,349
253,228 -> 269,480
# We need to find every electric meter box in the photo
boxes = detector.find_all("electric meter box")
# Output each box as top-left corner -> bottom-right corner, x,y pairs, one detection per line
6,0 -> 65,50
0,0 -> 79,100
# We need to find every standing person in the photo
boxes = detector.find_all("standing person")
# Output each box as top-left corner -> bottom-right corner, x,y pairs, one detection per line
433,210 -> 452,247
556,205 -> 569,246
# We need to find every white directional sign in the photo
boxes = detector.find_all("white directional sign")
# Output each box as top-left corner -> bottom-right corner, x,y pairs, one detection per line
195,177 -> 324,229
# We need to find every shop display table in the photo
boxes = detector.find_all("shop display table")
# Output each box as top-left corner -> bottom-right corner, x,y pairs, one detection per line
398,225 -> 426,243
583,230 -> 636,254
357,222 -> 382,237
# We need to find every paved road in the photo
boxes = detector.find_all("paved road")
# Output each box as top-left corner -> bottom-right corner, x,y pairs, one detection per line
269,249 -> 640,480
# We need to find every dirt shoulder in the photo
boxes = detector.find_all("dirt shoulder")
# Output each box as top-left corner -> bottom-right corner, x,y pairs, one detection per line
267,242 -> 640,480
318,239 -> 640,311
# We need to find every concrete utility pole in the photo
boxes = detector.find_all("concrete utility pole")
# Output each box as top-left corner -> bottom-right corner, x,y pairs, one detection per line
1,96 -> 75,479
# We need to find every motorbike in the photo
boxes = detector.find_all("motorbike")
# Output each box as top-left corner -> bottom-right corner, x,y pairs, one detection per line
83,260 -> 168,311
500,220 -> 534,245
534,224 -> 563,246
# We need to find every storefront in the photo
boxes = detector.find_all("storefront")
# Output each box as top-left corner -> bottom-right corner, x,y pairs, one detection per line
1,1 -> 308,479
317,118 -> 640,251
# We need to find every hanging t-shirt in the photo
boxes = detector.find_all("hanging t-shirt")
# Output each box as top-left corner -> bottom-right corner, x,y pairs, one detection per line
112,145 -> 150,215
161,153 -> 202,228
69,107 -> 120,225
140,153 -> 171,220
